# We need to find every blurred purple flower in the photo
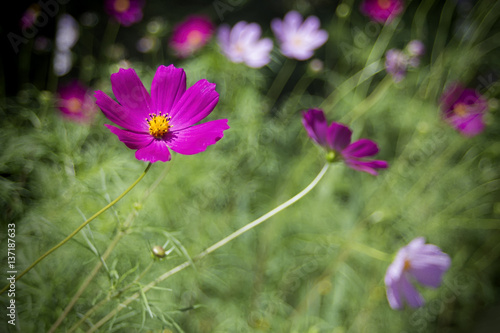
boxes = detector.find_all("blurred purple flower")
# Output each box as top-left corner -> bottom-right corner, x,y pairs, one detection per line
302,109 -> 388,175
385,237 -> 451,310
440,83 -> 488,137
105,0 -> 144,26
271,11 -> 328,61
169,15 -> 214,58
57,81 -> 98,123
360,0 -> 404,24
385,49 -> 408,82
20,4 -> 40,29
217,21 -> 273,68
406,40 -> 425,67
95,65 -> 229,163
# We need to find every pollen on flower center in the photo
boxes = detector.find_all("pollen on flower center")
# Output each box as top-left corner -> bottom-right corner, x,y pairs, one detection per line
377,0 -> 392,9
453,103 -> 469,117
66,97 -> 82,113
403,258 -> 411,271
187,30 -> 203,46
114,0 -> 130,13
147,112 -> 171,138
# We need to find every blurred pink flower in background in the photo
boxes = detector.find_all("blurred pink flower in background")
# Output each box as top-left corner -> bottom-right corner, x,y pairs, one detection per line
217,21 -> 273,68
20,4 -> 40,29
57,81 -> 98,123
360,0 -> 404,24
169,15 -> 215,58
385,237 -> 451,310
105,0 -> 144,26
271,11 -> 328,61
440,83 -> 489,137
385,49 -> 408,82
406,40 -> 425,67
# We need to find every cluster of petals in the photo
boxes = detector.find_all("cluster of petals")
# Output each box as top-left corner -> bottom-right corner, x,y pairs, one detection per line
385,237 -> 451,310
169,15 -> 215,58
271,11 -> 328,61
360,0 -> 404,24
440,83 -> 488,137
57,81 -> 98,123
105,0 -> 144,26
385,40 -> 425,82
95,65 -> 229,163
302,109 -> 388,175
217,21 -> 273,68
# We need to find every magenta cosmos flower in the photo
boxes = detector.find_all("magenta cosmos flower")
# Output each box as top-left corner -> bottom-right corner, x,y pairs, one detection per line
360,0 -> 404,24
217,21 -> 273,68
302,109 -> 388,175
271,11 -> 328,61
57,81 -> 98,123
440,83 -> 488,137
105,0 -> 144,26
95,65 -> 230,163
169,15 -> 215,58
385,237 -> 451,310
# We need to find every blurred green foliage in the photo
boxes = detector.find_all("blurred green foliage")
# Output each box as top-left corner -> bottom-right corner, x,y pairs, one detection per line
1,0 -> 500,332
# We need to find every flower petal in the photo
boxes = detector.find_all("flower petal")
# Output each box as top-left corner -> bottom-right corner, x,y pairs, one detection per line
110,68 -> 152,119
344,159 -> 388,175
169,79 -> 219,130
135,139 -> 171,163
302,109 -> 328,147
326,122 -> 352,151
385,273 -> 404,310
95,90 -> 149,132
409,245 -> 451,288
105,124 -> 153,149
343,139 -> 379,157
151,64 -> 186,114
166,119 -> 229,155
400,273 -> 425,308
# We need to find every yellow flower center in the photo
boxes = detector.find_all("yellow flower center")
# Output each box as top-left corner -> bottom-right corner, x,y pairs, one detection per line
147,113 -> 171,138
114,0 -> 130,13
403,258 -> 411,271
377,0 -> 392,9
187,30 -> 203,46
66,97 -> 82,113
453,103 -> 468,117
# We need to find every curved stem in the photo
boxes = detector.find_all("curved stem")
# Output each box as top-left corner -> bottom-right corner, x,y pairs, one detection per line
0,163 -> 152,295
85,163 -> 330,332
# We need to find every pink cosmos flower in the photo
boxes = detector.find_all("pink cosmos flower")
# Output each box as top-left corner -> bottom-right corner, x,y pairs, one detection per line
271,11 -> 328,61
105,0 -> 144,27
385,237 -> 451,310
169,15 -> 215,58
440,83 -> 488,137
57,81 -> 98,123
217,21 -> 273,68
360,0 -> 404,24
302,109 -> 388,175
95,65 -> 229,163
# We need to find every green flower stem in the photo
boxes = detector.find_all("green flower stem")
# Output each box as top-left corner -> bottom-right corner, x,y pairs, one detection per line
67,261 -> 155,333
85,163 -> 330,333
0,163 -> 152,295
49,162 -> 170,333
